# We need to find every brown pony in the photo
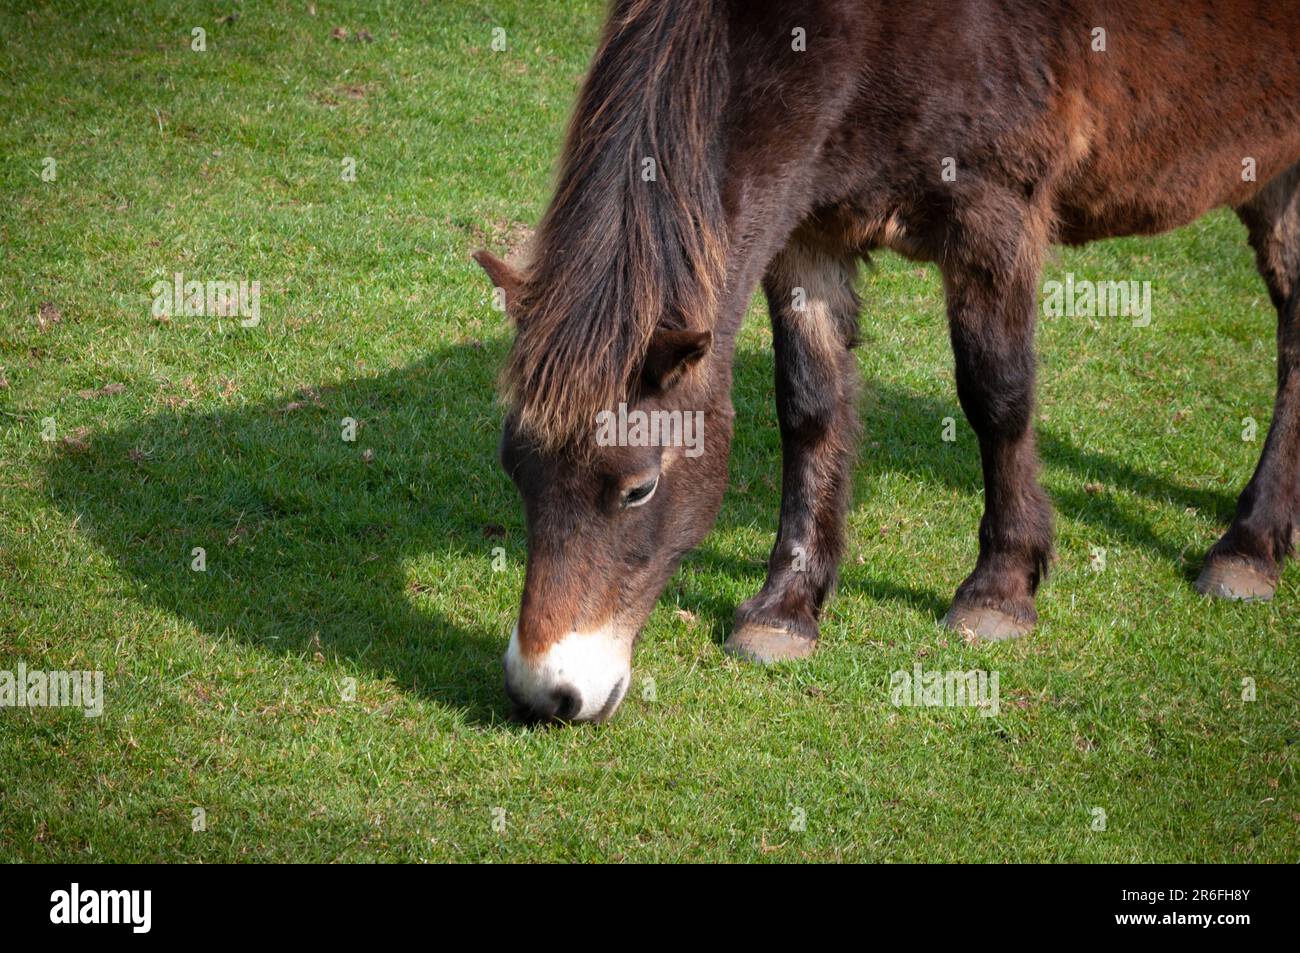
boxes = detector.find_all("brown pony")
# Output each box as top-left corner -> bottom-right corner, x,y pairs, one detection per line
473,0 -> 1300,722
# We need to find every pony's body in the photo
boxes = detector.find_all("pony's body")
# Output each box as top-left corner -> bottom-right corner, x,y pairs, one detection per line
477,1 -> 1300,721
804,2 -> 1300,252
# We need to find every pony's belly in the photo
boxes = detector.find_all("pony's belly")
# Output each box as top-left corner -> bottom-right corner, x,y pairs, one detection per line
1053,182 -> 1235,246
1052,134 -> 1300,246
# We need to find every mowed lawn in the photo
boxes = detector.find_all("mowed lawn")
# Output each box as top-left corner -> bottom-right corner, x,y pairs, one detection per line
1,1 -> 1296,863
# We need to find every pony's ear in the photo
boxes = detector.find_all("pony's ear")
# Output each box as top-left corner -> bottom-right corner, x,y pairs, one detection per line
641,329 -> 712,394
472,250 -> 523,319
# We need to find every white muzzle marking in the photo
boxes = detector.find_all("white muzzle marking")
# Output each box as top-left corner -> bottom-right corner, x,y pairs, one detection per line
504,623 -> 633,722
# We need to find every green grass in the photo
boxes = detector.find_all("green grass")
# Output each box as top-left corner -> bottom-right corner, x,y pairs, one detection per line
1,0 -> 1296,863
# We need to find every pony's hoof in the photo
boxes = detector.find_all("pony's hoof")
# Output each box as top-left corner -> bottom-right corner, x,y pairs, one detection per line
942,605 -> 1032,642
723,623 -> 817,664
1195,559 -> 1276,601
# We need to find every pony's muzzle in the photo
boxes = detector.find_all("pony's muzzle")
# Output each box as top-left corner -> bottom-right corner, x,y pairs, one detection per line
503,623 -> 632,723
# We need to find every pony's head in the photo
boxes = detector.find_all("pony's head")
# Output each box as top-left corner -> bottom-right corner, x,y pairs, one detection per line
472,0 -> 731,723
474,250 -> 732,723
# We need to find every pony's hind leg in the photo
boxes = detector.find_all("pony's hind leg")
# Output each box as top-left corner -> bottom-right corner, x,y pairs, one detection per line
941,219 -> 1053,641
1198,163 -> 1300,600
724,234 -> 861,663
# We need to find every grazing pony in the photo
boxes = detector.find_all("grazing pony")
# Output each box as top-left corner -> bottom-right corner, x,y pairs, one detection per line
473,0 -> 1300,722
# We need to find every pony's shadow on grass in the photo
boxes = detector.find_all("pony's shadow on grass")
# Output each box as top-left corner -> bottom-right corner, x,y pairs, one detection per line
42,342 -> 1239,724
44,343 -> 524,725
851,383 -> 1240,566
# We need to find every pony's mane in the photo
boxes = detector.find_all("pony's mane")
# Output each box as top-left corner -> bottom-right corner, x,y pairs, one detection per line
501,0 -> 728,452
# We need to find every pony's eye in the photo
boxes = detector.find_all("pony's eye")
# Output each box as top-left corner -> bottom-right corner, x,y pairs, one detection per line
621,475 -> 659,508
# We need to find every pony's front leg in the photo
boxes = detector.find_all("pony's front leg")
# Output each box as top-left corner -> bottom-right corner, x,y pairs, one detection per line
725,237 -> 862,663
941,253 -> 1053,641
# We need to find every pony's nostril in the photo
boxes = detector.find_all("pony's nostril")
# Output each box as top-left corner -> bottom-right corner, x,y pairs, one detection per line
502,673 -> 522,708
551,684 -> 582,721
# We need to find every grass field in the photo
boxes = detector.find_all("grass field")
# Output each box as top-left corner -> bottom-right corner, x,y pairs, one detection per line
1,1 -> 1297,862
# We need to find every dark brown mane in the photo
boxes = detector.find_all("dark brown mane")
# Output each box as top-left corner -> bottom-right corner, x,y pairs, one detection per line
501,0 -> 728,452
